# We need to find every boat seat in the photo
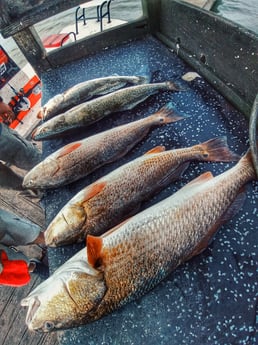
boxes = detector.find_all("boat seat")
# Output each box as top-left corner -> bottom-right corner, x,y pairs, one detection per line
42,32 -> 76,49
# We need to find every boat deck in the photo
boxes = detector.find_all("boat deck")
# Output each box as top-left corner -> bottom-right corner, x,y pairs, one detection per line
0,270 -> 58,345
0,1 -> 256,344
39,35 -> 257,344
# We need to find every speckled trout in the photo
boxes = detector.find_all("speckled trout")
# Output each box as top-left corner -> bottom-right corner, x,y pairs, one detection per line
32,81 -> 180,140
21,149 -> 257,332
38,75 -> 149,120
23,105 -> 183,189
45,137 -> 239,247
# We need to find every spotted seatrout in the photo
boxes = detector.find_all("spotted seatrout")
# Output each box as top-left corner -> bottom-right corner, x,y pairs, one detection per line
23,105 -> 183,189
32,81 -> 180,140
45,137 -> 239,247
38,75 -> 149,120
21,148 -> 257,332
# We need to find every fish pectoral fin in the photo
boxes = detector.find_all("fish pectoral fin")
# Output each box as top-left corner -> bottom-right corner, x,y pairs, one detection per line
87,217 -> 132,267
82,181 -> 106,203
186,171 -> 214,187
87,235 -> 103,269
144,146 -> 166,155
57,142 -> 82,158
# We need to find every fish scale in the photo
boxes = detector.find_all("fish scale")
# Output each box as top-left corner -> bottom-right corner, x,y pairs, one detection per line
88,152 -> 256,321
32,81 -> 179,140
41,75 -> 149,120
23,106 -> 181,189
21,149 -> 256,331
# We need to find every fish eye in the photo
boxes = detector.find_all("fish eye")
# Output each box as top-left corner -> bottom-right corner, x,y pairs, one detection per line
43,321 -> 55,332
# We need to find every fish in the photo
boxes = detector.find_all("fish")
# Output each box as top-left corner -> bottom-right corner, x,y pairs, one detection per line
21,147 -> 257,332
38,75 -> 149,120
32,81 -> 180,140
23,105 -> 183,190
45,137 -> 239,247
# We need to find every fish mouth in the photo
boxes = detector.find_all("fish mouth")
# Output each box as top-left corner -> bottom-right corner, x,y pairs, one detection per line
45,229 -> 85,247
23,296 -> 41,331
45,206 -> 87,246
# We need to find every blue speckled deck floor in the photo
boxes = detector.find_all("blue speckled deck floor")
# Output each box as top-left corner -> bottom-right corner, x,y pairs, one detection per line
40,35 -> 257,345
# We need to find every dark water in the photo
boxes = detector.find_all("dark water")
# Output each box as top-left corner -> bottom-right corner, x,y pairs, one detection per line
0,0 -> 257,68
213,0 -> 258,33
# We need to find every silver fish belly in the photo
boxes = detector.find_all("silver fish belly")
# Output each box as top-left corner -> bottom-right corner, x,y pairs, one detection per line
41,75 -> 149,120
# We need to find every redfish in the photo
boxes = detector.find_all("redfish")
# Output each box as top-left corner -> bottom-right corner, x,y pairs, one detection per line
32,81 -> 180,140
38,75 -> 149,120
23,105 -> 183,190
21,148 -> 257,332
45,137 -> 239,247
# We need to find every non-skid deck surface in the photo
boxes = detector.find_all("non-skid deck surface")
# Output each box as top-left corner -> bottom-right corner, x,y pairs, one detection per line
0,273 -> 58,345
40,35 -> 257,345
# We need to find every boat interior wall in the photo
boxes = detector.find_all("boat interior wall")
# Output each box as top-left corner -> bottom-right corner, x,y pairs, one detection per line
145,0 -> 258,118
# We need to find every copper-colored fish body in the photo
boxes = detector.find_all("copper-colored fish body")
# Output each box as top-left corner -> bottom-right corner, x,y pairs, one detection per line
21,149 -> 256,332
23,105 -> 182,189
45,137 -> 239,247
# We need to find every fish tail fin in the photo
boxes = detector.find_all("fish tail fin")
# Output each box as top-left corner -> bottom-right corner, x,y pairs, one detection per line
152,103 -> 187,124
136,75 -> 150,84
166,81 -> 185,91
197,137 -> 240,162
237,144 -> 258,180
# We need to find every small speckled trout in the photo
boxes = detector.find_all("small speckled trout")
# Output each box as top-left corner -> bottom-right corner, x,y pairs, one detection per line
21,148 -> 256,332
45,137 -> 239,247
23,105 -> 183,189
32,81 -> 180,140
38,75 -> 149,120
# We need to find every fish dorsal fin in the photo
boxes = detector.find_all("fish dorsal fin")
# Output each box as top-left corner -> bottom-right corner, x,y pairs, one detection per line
82,181 -> 106,203
186,171 -> 214,187
57,142 -> 82,158
174,172 -> 214,199
144,146 -> 166,155
87,235 -> 103,268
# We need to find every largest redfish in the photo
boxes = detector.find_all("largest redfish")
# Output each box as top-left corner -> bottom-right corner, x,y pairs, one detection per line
32,81 -> 180,140
45,137 -> 239,247
23,105 -> 183,189
21,148 -> 256,332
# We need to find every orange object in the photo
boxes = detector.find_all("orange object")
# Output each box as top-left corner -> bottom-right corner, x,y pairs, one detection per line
43,33 -> 69,48
0,47 -> 9,65
9,75 -> 41,129
0,250 -> 31,287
